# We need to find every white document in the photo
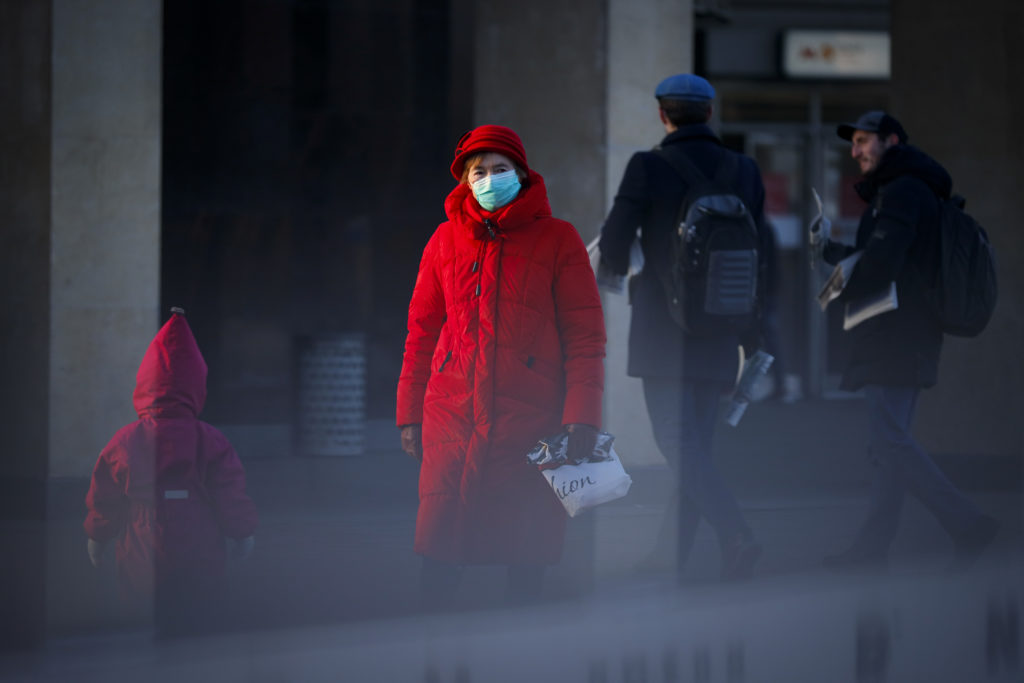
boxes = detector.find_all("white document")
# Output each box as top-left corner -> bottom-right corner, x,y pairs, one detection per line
843,281 -> 899,330
817,251 -> 863,311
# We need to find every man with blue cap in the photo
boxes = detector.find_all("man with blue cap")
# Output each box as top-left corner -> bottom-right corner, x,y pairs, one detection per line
598,73 -> 769,582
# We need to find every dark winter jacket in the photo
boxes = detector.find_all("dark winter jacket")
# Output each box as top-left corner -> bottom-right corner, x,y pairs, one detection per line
396,170 -> 606,565
84,312 -> 258,596
824,144 -> 949,390
598,124 -> 768,382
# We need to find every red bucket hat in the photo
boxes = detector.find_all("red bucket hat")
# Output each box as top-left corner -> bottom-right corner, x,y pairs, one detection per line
449,125 -> 529,180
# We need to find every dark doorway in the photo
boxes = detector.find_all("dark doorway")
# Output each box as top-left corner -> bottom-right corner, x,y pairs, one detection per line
161,0 -> 469,445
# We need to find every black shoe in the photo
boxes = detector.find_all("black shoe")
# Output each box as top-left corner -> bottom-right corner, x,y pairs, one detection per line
721,534 -> 762,581
822,547 -> 887,573
951,515 -> 1000,571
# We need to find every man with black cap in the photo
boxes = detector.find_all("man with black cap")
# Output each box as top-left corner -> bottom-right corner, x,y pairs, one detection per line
819,110 -> 1000,570
598,73 -> 769,582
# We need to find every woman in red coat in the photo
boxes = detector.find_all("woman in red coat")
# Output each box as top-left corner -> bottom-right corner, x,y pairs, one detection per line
84,308 -> 258,624
396,125 -> 606,604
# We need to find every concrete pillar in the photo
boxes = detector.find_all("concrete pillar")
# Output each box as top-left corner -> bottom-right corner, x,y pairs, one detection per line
0,0 -> 162,643
473,0 -> 692,468
603,0 -> 693,467
471,0 -> 608,239
890,0 -> 1024,460
470,0 -> 609,595
470,0 -> 693,589
49,0 -> 163,478
0,0 -> 53,652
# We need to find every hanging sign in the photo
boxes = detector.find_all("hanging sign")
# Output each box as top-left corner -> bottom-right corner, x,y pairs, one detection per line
782,30 -> 890,79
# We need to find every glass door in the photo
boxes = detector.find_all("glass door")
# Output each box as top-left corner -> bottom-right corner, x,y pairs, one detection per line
716,87 -> 890,398
719,124 -> 871,399
815,136 -> 867,395
746,130 -> 812,403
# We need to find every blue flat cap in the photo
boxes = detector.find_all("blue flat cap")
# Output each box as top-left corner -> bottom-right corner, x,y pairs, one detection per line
655,73 -> 715,101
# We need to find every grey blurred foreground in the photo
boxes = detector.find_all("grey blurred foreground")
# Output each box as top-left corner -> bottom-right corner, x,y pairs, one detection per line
3,398 -> 1020,682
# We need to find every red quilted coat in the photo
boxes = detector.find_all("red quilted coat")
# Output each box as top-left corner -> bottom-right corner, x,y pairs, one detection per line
397,170 -> 606,565
84,311 -> 258,596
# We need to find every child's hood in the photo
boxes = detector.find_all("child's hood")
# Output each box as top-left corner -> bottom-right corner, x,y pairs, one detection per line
132,309 -> 207,418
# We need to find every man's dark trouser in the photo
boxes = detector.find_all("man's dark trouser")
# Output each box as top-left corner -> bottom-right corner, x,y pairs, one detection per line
643,377 -> 752,565
853,385 -> 984,555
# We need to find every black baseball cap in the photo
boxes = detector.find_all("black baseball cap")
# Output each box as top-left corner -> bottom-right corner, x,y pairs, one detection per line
837,110 -> 908,144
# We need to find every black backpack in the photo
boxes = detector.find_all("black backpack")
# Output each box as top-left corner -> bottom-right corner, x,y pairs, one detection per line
654,148 -> 760,336
920,194 -> 998,337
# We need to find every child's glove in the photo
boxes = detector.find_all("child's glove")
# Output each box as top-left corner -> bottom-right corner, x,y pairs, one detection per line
87,538 -> 105,568
228,535 -> 255,560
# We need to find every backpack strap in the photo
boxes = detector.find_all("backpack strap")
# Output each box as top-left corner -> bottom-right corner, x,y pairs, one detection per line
712,152 -> 740,187
653,146 -> 740,190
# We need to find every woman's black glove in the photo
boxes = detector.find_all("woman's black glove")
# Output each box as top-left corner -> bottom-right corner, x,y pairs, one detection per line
565,423 -> 598,464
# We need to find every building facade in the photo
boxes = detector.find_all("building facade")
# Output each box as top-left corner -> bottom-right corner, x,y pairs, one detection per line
2,0 -> 1020,645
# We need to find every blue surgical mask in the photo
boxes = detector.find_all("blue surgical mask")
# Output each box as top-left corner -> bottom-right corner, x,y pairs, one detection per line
471,170 -> 521,211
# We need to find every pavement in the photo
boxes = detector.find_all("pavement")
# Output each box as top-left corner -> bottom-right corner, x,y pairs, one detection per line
3,396 -> 1022,681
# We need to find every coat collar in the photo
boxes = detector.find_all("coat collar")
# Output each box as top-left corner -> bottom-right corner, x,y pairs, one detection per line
660,124 -> 722,147
855,144 -> 953,203
444,169 -> 553,240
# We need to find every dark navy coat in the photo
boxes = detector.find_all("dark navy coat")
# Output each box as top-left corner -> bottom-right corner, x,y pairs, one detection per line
824,144 -> 949,390
598,124 -> 768,381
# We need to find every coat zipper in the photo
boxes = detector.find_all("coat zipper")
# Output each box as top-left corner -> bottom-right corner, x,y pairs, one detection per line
438,349 -> 452,372
475,219 -> 497,297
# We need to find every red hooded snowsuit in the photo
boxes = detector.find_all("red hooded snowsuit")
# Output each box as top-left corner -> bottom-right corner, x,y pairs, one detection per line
396,170 -> 606,566
84,311 -> 258,597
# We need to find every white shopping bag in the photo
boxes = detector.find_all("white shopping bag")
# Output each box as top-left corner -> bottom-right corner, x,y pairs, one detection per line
526,432 -> 632,517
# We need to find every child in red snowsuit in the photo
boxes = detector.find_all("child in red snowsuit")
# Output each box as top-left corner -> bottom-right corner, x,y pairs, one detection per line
84,308 -> 257,621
